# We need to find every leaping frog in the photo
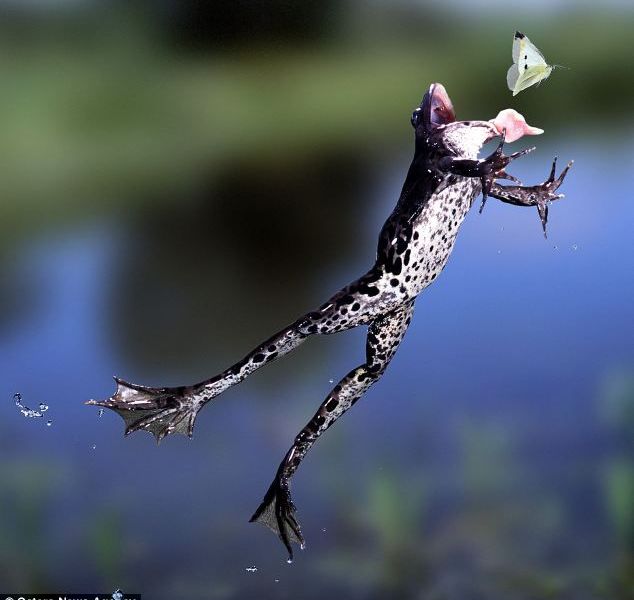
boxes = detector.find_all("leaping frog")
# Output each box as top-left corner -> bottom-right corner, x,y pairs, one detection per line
88,83 -> 572,560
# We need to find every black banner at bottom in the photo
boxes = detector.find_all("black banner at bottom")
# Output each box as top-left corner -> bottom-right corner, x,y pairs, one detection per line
0,595 -> 141,600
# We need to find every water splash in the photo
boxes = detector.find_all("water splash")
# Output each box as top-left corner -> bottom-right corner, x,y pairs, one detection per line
98,408 -> 104,418
112,590 -> 123,600
13,393 -> 47,419
245,565 -> 258,573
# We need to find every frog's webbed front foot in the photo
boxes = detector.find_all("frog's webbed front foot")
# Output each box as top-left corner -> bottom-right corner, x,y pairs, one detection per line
86,377 -> 210,442
250,473 -> 305,560
439,132 -> 535,211
478,134 -> 536,211
488,156 -> 574,237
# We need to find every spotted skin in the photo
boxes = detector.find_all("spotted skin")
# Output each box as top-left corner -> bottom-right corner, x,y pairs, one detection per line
487,156 -> 574,237
88,83 -> 572,559
250,299 -> 415,555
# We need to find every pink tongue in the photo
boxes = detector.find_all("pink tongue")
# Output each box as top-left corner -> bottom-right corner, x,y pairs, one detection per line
490,109 -> 544,143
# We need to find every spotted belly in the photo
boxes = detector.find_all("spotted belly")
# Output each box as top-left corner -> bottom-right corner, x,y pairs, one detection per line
396,177 -> 480,299
318,176 -> 482,325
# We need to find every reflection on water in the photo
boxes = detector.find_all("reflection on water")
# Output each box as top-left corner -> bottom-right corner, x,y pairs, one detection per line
107,153 -> 374,379
0,138 -> 632,599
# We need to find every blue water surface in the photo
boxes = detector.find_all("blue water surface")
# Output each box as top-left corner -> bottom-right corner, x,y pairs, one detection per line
1,135 -> 632,599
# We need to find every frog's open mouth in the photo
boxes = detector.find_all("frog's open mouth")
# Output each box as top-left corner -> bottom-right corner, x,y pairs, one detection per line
423,83 -> 456,129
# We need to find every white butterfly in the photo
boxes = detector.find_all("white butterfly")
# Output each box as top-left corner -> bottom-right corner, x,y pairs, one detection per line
507,31 -> 553,96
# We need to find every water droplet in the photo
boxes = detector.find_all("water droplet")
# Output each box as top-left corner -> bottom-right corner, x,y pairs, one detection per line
91,444 -> 97,450
300,542 -> 306,550
286,558 -> 293,565
112,590 -> 123,600
13,393 -> 46,419
500,226 -> 505,232
497,250 -> 501,255
328,379 -> 334,384
22,408 -> 42,418
46,420 -> 52,427
245,565 -> 258,573
321,528 -> 327,533
98,408 -> 104,418
274,578 -> 280,583
553,245 -> 559,251
571,244 -> 578,251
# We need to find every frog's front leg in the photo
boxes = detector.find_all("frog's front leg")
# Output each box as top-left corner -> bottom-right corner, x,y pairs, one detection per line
438,134 -> 536,208
249,300 -> 415,560
488,156 -> 573,236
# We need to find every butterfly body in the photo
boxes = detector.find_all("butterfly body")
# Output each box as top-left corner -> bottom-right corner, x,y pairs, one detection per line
507,31 -> 554,96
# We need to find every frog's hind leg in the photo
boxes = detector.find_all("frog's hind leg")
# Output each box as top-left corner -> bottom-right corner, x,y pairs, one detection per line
249,299 -> 415,559
86,321 -> 311,442
87,268 -> 397,443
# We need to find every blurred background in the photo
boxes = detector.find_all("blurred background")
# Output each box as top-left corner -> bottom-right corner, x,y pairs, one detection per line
0,1 -> 632,598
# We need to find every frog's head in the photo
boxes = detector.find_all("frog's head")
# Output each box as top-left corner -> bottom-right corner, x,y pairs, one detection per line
411,83 -> 456,137
412,83 -> 544,158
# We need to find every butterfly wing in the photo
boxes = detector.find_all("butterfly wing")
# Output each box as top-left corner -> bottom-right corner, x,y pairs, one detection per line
510,31 -> 553,95
507,63 -> 520,92
512,65 -> 553,96
512,31 -> 524,63
515,33 -> 548,71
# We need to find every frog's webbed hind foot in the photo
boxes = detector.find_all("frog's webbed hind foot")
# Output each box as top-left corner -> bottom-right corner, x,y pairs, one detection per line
88,322 -> 309,443
250,476 -> 305,561
86,377 -> 207,443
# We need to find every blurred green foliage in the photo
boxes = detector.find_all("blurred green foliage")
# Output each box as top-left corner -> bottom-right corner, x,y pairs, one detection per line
0,5 -> 632,248
87,508 -> 125,585
600,371 -> 634,598
0,459 -> 66,588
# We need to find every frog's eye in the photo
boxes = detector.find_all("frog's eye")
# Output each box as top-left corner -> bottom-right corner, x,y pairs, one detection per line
411,108 -> 422,128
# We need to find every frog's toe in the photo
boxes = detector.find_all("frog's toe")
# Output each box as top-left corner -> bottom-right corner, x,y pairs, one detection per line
250,476 -> 305,561
86,377 -> 205,442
